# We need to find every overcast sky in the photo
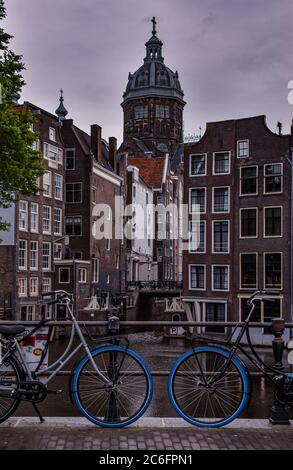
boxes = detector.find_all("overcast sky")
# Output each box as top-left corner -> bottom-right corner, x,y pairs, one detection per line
4,0 -> 293,143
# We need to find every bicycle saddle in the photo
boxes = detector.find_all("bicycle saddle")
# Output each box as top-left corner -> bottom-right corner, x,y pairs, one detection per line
0,325 -> 25,337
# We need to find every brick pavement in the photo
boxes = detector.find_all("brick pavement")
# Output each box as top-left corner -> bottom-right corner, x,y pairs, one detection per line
0,426 -> 293,450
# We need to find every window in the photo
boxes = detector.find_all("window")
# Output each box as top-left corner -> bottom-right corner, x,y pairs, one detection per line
240,297 -> 281,334
43,171 -> 52,197
73,252 -> 83,260
190,188 -> 206,213
213,221 -> 229,253
43,278 -> 51,293
59,267 -> 70,284
18,278 -> 27,297
66,183 -> 82,203
30,277 -> 39,296
157,248 -> 162,261
240,166 -> 258,195
237,140 -> 249,158
54,208 -> 62,235
42,242 -> 51,271
189,265 -> 205,290
264,207 -> 282,237
206,303 -> 226,333
44,143 -> 63,164
30,242 -> 38,270
213,152 -> 230,174
21,305 -> 36,321
264,164 -> 283,194
65,216 -> 82,236
19,201 -> 28,231
78,268 -> 87,283
240,253 -> 257,289
156,105 -> 170,118
92,258 -> 99,283
190,154 -> 206,176
212,266 -> 229,291
54,243 -> 62,260
66,149 -> 75,170
54,174 -> 62,200
116,255 -> 120,269
106,274 -> 110,285
107,239 -> 111,251
43,206 -> 51,234
240,208 -> 257,238
49,127 -> 56,142
213,187 -> 230,213
18,240 -> 27,270
189,221 -> 205,253
264,253 -> 282,289
30,203 -> 39,233
134,105 -> 148,119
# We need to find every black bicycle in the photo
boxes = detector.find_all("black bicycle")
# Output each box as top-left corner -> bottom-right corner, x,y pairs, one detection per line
168,289 -> 293,427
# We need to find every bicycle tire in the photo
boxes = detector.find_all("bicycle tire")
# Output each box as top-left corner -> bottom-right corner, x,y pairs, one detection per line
0,352 -> 23,424
71,345 -> 153,428
168,346 -> 250,428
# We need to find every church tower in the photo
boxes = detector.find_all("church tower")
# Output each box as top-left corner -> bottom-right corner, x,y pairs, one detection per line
121,18 -> 185,156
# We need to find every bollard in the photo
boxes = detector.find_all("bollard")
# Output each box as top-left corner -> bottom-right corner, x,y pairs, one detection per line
269,318 -> 290,425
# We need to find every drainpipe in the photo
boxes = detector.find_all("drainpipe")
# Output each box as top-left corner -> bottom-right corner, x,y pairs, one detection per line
286,148 -> 293,340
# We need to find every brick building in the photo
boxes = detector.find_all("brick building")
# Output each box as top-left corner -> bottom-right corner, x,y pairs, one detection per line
183,115 -> 292,343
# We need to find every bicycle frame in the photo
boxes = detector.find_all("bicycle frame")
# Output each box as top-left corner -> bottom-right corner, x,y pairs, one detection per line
4,298 -> 112,387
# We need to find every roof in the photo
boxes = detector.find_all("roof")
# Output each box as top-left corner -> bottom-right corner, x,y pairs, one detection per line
127,156 -> 166,189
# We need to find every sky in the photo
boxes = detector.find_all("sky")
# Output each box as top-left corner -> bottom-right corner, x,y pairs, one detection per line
3,0 -> 293,144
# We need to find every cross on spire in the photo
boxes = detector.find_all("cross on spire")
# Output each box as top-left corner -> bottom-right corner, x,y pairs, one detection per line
152,16 -> 157,36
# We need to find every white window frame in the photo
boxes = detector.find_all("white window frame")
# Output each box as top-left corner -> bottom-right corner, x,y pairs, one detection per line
30,277 -> 39,297
212,220 -> 230,254
239,252 -> 258,290
78,268 -> 87,283
30,203 -> 39,233
18,240 -> 27,270
65,182 -> 83,204
238,295 -> 283,332
263,252 -> 283,290
189,220 -> 206,254
237,139 -> 250,158
54,174 -> 63,200
189,153 -> 207,177
59,267 -> 70,284
240,166 -> 258,196
43,277 -> 52,293
212,186 -> 230,214
189,264 -> 206,291
263,163 -> 283,195
43,171 -> 52,198
54,208 -> 62,236
42,242 -> 51,271
92,258 -> 99,283
65,148 -> 76,171
42,206 -> 51,235
53,243 -> 62,260
49,126 -> 56,142
189,187 -> 207,214
19,200 -> 28,231
212,265 -> 230,292
263,206 -> 283,238
240,207 -> 258,239
30,241 -> 38,271
212,151 -> 231,175
18,278 -> 27,297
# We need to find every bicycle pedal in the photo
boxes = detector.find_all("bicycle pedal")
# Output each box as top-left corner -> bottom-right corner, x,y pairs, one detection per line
47,389 -> 63,395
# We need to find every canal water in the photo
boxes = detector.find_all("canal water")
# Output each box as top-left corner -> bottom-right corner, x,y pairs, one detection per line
16,331 -> 292,419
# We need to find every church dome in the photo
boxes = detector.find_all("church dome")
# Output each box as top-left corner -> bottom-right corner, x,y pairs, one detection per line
123,18 -> 184,104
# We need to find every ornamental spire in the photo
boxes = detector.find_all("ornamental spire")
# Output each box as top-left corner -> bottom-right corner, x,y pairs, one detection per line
55,88 -> 68,122
152,16 -> 157,36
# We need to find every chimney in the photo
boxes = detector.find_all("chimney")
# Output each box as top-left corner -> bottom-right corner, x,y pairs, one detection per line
109,137 -> 117,173
91,124 -> 102,163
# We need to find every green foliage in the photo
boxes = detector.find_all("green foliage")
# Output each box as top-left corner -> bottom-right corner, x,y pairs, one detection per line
0,0 -> 44,232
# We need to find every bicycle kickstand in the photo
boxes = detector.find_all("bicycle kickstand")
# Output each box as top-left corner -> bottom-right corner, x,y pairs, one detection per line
32,403 -> 45,423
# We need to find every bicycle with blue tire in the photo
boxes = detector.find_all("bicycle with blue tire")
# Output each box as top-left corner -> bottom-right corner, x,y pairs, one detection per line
0,290 -> 153,427
168,289 -> 293,428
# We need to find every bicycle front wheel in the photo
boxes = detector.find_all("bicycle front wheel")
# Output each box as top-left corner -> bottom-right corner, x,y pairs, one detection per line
71,345 -> 153,427
168,346 -> 250,428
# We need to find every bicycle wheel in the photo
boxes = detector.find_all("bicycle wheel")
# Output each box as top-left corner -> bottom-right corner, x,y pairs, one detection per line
0,352 -> 22,423
71,345 -> 153,427
168,346 -> 250,428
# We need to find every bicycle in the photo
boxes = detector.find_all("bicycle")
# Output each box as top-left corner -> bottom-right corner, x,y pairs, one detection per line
0,290 -> 153,427
168,289 -> 292,428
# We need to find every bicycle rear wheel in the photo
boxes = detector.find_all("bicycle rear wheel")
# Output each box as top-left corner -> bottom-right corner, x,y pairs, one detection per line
0,353 -> 22,423
71,345 -> 153,427
168,346 -> 250,428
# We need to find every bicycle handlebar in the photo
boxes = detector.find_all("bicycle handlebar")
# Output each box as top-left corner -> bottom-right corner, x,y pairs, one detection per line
248,289 -> 282,305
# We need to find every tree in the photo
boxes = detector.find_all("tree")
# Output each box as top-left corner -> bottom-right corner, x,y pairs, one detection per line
0,0 -> 44,231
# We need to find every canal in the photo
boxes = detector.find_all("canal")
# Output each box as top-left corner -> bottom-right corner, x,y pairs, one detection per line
15,331 -> 293,420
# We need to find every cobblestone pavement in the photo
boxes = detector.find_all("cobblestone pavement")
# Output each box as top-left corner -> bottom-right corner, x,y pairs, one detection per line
0,426 -> 293,450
